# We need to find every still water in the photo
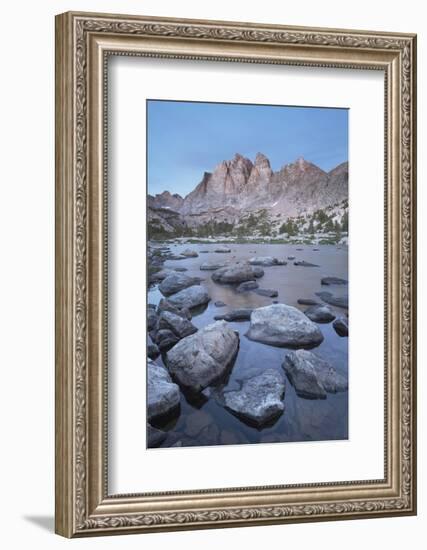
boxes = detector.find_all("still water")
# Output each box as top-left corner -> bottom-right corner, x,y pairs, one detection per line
148,242 -> 348,448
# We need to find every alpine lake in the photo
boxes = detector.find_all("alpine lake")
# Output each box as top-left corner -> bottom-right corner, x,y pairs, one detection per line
147,241 -> 349,449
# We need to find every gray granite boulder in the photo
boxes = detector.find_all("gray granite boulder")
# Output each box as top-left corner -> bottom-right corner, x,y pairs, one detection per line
158,310 -> 198,339
166,321 -> 239,392
215,246 -> 231,253
168,285 -> 210,309
283,350 -> 348,399
245,304 -> 324,348
147,362 -> 180,421
223,369 -> 285,427
212,263 -> 264,284
304,304 -> 336,323
159,272 -> 201,296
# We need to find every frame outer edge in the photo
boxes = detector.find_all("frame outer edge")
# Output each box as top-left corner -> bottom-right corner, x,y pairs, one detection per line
55,12 -> 75,538
54,10 -> 417,537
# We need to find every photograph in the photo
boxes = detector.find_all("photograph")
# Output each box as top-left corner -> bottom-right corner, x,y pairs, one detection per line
146,99 -> 349,449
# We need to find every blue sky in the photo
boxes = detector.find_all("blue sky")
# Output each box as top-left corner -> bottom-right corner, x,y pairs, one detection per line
147,100 -> 348,198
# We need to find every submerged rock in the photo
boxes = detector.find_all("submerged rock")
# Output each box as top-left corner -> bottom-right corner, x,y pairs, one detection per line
157,298 -> 192,320
147,362 -> 180,421
294,260 -> 319,267
147,336 -> 160,360
159,272 -> 201,296
297,298 -> 319,306
147,309 -> 158,331
154,329 -> 179,352
214,300 -> 227,307
147,424 -> 167,447
158,310 -> 198,339
255,288 -> 279,298
168,285 -> 211,309
321,276 -> 348,286
249,256 -> 286,266
283,350 -> 348,399
166,321 -> 239,392
236,280 -> 259,292
199,262 -> 226,271
214,308 -> 253,322
316,291 -> 348,309
304,304 -> 336,323
245,304 -> 324,348
149,268 -> 174,283
287,256 -> 296,260
223,369 -> 285,427
212,263 -> 264,284
333,317 -> 349,337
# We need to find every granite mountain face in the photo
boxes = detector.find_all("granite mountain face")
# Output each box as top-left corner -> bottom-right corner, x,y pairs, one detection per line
148,153 -> 348,237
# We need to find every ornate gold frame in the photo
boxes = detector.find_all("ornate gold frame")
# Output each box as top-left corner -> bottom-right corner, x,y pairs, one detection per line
55,11 -> 417,537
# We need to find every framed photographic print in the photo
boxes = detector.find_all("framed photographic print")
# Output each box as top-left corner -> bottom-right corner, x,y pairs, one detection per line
55,11 -> 417,537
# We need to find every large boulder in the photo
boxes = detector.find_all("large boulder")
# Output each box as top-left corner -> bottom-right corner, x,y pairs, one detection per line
212,263 -> 264,284
245,304 -> 324,348
159,272 -> 201,296
166,321 -> 239,392
304,304 -> 336,323
215,246 -> 231,253
249,256 -> 286,266
223,369 -> 285,427
147,362 -> 180,421
168,285 -> 210,309
158,310 -> 198,339
283,350 -> 348,399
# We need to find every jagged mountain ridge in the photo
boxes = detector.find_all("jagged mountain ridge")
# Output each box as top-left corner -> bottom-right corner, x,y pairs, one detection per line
148,153 -> 348,236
